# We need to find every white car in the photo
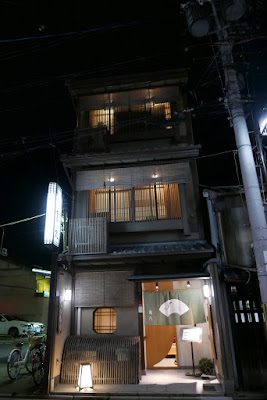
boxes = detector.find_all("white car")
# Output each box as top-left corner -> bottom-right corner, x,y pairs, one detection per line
0,314 -> 45,337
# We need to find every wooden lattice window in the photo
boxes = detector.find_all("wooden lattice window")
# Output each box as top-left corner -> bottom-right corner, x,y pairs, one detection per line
93,308 -> 117,333
88,183 -> 181,222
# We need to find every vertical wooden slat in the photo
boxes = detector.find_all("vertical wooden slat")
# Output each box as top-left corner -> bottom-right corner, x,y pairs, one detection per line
68,217 -> 108,254
61,336 -> 140,385
179,183 -> 190,235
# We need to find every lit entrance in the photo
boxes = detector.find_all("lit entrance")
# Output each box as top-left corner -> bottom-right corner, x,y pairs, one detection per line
143,279 -> 214,372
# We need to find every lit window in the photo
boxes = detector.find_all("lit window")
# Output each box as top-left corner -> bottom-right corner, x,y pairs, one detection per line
151,102 -> 171,120
89,102 -> 171,135
93,308 -> 116,333
90,109 -> 114,134
135,186 -> 156,221
88,184 -> 181,222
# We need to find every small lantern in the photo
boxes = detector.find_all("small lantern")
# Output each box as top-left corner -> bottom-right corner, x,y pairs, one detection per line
78,363 -> 93,391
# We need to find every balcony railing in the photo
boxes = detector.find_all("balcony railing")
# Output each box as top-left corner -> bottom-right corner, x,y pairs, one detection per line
68,183 -> 191,255
68,217 -> 108,254
74,127 -> 108,154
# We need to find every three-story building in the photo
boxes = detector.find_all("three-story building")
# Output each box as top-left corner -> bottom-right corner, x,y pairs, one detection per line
49,69 -> 236,394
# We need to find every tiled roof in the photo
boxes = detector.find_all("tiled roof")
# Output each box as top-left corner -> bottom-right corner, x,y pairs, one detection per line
109,241 -> 213,257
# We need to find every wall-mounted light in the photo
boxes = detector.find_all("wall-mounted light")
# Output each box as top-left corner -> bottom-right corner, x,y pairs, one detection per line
203,284 -> 211,298
78,363 -> 93,391
109,177 -> 115,182
152,173 -> 158,179
156,282 -> 159,290
64,289 -> 72,301
32,268 -> 51,276
187,281 -> 191,288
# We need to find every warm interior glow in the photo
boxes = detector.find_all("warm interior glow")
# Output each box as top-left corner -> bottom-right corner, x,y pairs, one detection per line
88,183 -> 181,222
89,102 -> 171,135
78,364 -> 93,390
90,108 -> 114,134
94,308 -> 117,333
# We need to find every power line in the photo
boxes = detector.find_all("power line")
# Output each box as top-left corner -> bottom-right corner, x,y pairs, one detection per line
0,53 -> 165,95
0,214 -> 45,228
0,20 -> 141,44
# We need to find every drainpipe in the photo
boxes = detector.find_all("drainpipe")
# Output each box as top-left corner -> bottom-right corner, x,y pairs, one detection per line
203,190 -> 219,251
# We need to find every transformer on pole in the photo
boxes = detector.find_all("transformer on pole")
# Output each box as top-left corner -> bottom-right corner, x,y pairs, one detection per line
181,0 -> 267,326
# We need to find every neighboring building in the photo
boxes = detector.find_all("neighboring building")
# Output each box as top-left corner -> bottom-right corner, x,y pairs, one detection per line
204,188 -> 267,391
50,69 -> 236,394
0,255 -> 49,325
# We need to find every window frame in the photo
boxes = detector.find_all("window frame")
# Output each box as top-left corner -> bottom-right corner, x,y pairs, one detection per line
89,102 -> 172,135
88,183 -> 181,223
93,307 -> 117,334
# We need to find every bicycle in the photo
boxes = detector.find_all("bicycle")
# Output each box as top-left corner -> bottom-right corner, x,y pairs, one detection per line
7,331 -> 45,382
32,338 -> 46,385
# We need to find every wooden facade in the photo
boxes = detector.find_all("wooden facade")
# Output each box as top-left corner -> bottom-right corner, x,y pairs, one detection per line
69,217 -> 108,254
61,336 -> 140,385
55,70 -> 235,394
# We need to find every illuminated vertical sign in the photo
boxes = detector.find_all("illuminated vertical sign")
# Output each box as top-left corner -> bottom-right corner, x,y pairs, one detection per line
44,182 -> 62,247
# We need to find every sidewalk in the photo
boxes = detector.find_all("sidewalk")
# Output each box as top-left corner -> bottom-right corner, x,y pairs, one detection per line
0,365 -> 266,400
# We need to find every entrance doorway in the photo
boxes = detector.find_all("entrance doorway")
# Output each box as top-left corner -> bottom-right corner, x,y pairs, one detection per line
144,281 -> 178,368
143,279 -> 214,372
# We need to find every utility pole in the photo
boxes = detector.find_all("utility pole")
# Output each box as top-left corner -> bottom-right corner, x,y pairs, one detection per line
182,0 -> 267,325
209,0 -> 267,323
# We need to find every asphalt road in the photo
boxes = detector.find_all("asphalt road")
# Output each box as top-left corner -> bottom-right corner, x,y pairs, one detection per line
0,363 -> 38,395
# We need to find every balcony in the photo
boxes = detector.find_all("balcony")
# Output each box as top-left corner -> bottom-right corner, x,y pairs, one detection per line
68,217 -> 108,254
74,127 -> 108,154
68,183 -> 192,255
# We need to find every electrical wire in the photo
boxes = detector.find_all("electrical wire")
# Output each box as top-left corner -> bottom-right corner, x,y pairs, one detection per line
188,36 -> 267,50
0,53 -> 165,95
0,20 -> 141,44
0,214 -> 45,228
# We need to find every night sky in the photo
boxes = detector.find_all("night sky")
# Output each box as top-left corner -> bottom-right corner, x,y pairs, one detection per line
0,0 -> 266,268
